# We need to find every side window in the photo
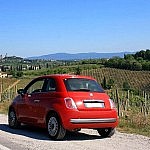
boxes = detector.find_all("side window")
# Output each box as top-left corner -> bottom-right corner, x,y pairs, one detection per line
26,79 -> 45,94
46,78 -> 56,92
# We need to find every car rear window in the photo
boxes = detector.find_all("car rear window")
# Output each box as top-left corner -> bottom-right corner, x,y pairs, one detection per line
64,78 -> 105,93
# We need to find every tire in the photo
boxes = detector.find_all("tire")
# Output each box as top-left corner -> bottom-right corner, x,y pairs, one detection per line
8,109 -> 20,128
97,128 -> 115,138
47,113 -> 66,140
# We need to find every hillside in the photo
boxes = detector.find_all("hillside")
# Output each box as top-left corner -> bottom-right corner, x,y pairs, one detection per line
27,52 -> 134,60
18,68 -> 150,93
1,68 -> 149,94
81,68 -> 150,93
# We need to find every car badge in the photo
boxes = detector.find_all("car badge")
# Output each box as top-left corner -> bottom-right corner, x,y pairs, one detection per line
90,93 -> 93,97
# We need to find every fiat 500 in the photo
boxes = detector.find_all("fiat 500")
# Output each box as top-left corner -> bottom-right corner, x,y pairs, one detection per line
8,74 -> 118,140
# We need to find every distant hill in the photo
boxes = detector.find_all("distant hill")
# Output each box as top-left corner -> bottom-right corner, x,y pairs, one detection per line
27,52 -> 134,60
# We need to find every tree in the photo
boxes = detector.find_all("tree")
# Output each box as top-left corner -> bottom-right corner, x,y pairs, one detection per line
101,77 -> 107,89
16,71 -> 23,77
107,79 -> 115,89
10,65 -> 13,71
132,62 -> 142,71
75,66 -> 81,75
1,65 -> 6,72
135,50 -> 145,59
145,49 -> 150,60
142,62 -> 150,70
46,63 -> 49,68
124,54 -> 135,60
123,81 -> 130,91
39,65 -> 41,69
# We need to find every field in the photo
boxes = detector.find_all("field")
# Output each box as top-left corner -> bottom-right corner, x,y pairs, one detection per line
82,68 -> 150,93
0,67 -> 150,101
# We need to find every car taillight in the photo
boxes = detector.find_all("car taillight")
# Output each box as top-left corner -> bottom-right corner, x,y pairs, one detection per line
64,98 -> 77,109
109,99 -> 116,109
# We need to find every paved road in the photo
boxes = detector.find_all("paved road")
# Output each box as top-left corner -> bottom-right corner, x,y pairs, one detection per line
0,114 -> 150,150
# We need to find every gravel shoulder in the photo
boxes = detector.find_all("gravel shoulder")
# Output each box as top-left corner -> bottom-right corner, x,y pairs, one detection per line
0,114 -> 150,150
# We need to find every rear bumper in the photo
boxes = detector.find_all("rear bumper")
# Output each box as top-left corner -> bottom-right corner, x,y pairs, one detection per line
70,118 -> 117,124
59,109 -> 118,130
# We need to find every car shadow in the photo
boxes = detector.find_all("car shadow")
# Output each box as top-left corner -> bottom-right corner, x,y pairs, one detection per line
0,124 -> 103,141
64,131 -> 103,141
0,124 -> 49,140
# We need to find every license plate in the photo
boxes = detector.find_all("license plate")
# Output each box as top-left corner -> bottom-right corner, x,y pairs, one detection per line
84,102 -> 105,108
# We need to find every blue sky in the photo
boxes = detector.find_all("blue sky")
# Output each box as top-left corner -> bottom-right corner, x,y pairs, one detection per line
0,0 -> 150,57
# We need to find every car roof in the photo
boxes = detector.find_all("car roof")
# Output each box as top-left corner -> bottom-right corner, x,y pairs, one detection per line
38,74 -> 95,80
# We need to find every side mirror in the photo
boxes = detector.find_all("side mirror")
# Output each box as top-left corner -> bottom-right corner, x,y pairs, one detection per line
17,89 -> 25,96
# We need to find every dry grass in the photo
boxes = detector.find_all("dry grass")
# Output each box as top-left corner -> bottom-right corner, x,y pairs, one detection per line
0,100 -> 11,114
118,111 -> 150,137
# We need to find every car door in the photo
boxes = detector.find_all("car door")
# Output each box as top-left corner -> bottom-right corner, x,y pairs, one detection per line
18,78 -> 46,124
33,78 -> 57,125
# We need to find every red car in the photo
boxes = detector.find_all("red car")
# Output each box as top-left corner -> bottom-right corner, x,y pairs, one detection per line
8,74 -> 118,140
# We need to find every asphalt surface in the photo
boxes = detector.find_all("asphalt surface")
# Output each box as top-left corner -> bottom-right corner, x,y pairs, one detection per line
0,114 -> 150,150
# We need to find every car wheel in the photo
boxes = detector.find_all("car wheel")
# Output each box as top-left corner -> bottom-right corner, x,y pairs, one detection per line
8,109 -> 20,128
97,128 -> 115,138
47,113 -> 66,140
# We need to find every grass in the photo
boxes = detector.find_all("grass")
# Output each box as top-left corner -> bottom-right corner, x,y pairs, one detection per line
117,114 -> 150,137
117,121 -> 150,137
0,78 -> 18,91
17,78 -> 32,89
0,100 -> 11,114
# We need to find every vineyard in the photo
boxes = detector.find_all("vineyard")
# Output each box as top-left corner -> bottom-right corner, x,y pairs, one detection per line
0,67 -> 150,101
107,88 -> 150,136
81,68 -> 150,93
0,78 -> 32,102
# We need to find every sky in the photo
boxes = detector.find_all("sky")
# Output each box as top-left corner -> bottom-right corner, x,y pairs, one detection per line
0,0 -> 150,58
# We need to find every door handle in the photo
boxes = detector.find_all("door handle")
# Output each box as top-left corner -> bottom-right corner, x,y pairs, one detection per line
34,99 -> 40,103
28,94 -> 31,97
